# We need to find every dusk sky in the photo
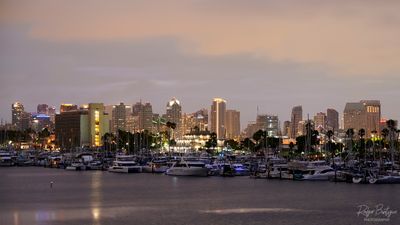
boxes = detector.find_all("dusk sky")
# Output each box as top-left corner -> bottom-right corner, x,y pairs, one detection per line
1,0 -> 399,127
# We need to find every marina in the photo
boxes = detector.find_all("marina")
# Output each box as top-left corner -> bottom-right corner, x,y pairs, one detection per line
1,167 -> 399,225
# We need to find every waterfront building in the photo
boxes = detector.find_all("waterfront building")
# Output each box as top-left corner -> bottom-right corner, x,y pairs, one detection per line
60,104 -> 78,113
290,106 -> 303,138
244,122 -> 258,138
55,103 -> 110,149
48,106 -> 56,124
210,98 -> 226,139
225,109 -> 240,139
175,129 -> 211,152
31,114 -> 51,132
326,108 -> 339,132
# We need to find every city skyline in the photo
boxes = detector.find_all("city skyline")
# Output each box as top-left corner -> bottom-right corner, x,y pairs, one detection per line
1,0 -> 400,127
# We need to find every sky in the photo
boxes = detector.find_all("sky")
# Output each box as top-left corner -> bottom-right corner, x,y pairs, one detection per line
1,0 -> 399,128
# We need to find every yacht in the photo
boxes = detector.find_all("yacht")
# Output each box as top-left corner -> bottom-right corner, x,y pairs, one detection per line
268,164 -> 293,179
232,163 -> 250,176
108,155 -> 142,173
166,160 -> 208,177
0,151 -> 14,166
302,166 -> 335,181
65,160 -> 86,171
142,159 -> 169,173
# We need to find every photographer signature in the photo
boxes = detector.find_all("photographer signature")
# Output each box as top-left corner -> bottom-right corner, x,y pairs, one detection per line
357,204 -> 397,219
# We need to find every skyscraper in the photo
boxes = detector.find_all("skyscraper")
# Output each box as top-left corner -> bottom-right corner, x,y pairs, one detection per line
210,98 -> 226,139
360,100 -> 381,137
225,109 -> 240,139
283,121 -> 291,137
60,104 -> 78,113
11,102 -> 25,131
290,106 -> 302,138
132,101 -> 153,132
166,97 -> 182,137
88,103 -> 109,147
343,102 -> 366,134
314,112 -> 327,132
37,104 -> 49,114
112,102 -> 130,133
48,106 -> 56,124
326,108 -> 339,132
256,114 -> 279,137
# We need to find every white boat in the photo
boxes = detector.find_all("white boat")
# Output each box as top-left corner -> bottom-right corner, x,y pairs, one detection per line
65,161 -> 86,171
108,155 -> 142,173
166,160 -> 208,177
0,151 -> 14,166
142,160 -> 169,173
302,166 -> 335,181
269,164 -> 293,179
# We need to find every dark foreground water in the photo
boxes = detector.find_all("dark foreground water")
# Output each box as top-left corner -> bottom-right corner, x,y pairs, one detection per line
0,167 -> 399,225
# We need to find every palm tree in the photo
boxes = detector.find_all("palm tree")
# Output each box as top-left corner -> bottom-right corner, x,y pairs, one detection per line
326,130 -> 334,162
386,119 -> 397,171
165,121 -> 177,154
346,128 -> 355,153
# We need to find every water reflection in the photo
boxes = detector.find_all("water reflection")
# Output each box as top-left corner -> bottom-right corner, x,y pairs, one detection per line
91,171 -> 102,225
13,211 -> 19,225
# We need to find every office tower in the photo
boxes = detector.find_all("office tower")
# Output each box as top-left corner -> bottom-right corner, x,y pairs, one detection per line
48,106 -> 56,124
31,114 -> 51,132
37,104 -> 49,114
60,104 -> 78,113
55,110 -> 89,149
326,108 -> 339,132
314,112 -> 327,132
290,106 -> 303,138
343,102 -> 366,134
11,102 -> 25,130
210,98 -> 226,139
283,121 -> 291,137
256,114 -> 279,137
360,100 -> 381,137
112,102 -> 131,133
166,98 -> 182,137
225,109 -> 240,139
194,108 -> 208,131
132,101 -> 153,132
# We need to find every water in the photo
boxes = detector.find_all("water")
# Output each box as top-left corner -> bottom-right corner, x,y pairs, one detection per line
0,167 -> 399,225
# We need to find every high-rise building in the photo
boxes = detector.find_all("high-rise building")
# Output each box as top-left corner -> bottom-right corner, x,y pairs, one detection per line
360,100 -> 381,137
111,102 -> 131,133
88,103 -> 109,147
225,110 -> 240,139
314,112 -> 327,132
48,106 -> 56,124
166,97 -> 182,137
326,108 -> 339,132
193,109 -> 208,131
132,101 -> 153,132
37,104 -> 49,114
210,98 -> 226,139
11,102 -> 25,131
283,121 -> 291,137
290,106 -> 303,138
256,114 -> 279,137
60,104 -> 78,113
343,102 -> 366,134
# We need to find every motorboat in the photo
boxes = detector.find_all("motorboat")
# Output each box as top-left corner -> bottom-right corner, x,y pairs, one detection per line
65,160 -> 86,171
219,163 -> 235,177
166,160 -> 208,177
268,164 -> 293,179
302,166 -> 335,181
108,155 -> 142,173
0,151 -> 14,166
142,159 -> 169,173
232,163 -> 250,176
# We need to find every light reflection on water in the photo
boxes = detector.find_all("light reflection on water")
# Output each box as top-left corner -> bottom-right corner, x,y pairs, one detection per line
90,171 -> 102,225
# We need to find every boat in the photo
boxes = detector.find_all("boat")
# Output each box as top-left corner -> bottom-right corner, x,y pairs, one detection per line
142,159 -> 169,173
302,166 -> 335,181
65,160 -> 86,171
166,160 -> 208,177
232,163 -> 250,176
268,164 -> 293,179
0,151 -> 14,166
108,155 -> 142,173
219,163 -> 235,177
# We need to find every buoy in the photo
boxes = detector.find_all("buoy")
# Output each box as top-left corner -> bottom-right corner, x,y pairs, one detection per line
50,181 -> 54,188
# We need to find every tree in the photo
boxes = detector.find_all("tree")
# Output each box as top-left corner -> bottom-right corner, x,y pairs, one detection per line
241,138 -> 255,152
358,128 -> 366,161
346,128 -> 355,153
225,139 -> 240,150
205,132 -> 218,151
